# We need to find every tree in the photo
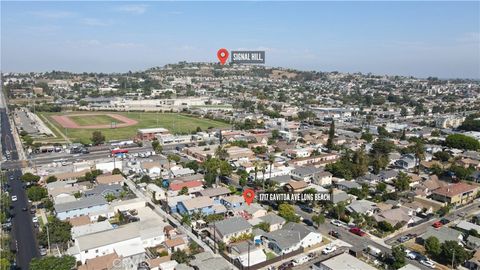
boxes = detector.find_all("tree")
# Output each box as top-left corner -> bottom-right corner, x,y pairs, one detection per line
278,203 -> 300,223
139,175 -> 151,183
188,241 -> 201,255
376,182 -> 387,193
441,241 -> 469,268
391,245 -> 406,269
408,141 -> 425,175
394,172 -> 411,191
21,172 -> 40,183
326,120 -> 335,150
152,139 -> 163,154
27,186 -> 48,202
253,222 -> 270,232
361,132 -> 373,143
179,186 -> 189,195
377,221 -> 394,232
30,256 -> 75,270
215,146 -> 229,160
91,131 -> 106,145
104,193 -> 116,202
424,236 -> 441,258
312,214 -> 325,228
112,168 -> 122,175
434,151 -> 451,162
181,214 -> 191,226
171,250 -> 191,264
45,176 -> 57,183
445,134 -> 480,150
38,217 -> 72,249
185,160 -> 199,172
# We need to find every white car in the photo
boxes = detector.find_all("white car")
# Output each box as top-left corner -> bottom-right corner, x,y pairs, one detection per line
11,195 -> 17,202
322,245 -> 337,255
330,219 -> 343,227
420,259 -> 435,269
32,217 -> 39,223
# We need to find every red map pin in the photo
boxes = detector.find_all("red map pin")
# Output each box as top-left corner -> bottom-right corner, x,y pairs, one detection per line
243,189 -> 255,205
217,48 -> 229,65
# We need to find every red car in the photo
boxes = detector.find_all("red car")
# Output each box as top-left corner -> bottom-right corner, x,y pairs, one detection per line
349,227 -> 366,237
432,221 -> 443,228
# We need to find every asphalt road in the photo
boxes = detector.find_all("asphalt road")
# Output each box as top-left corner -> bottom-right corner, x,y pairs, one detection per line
1,108 -> 40,269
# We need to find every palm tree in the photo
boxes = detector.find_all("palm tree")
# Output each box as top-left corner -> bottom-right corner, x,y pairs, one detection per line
413,141 -> 425,174
268,154 -> 275,180
253,159 -> 260,186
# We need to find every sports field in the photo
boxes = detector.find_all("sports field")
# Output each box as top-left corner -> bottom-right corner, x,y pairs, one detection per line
38,111 -> 229,144
69,115 -> 119,126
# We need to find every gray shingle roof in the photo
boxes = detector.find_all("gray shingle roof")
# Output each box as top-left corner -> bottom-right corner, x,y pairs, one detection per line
259,213 -> 285,225
214,217 -> 252,237
55,195 -> 108,213
292,166 -> 323,176
264,222 -> 316,250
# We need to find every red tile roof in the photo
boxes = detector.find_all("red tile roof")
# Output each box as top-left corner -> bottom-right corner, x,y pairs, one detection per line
169,180 -> 203,191
432,182 -> 478,197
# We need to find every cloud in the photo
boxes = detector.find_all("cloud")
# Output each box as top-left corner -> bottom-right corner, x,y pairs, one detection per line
115,4 -> 148,15
80,18 -> 113,27
30,10 -> 75,19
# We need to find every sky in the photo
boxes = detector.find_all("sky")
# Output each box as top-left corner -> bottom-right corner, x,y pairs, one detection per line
1,1 -> 479,79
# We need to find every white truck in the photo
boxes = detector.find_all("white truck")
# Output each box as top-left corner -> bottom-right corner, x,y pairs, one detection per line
366,245 -> 382,257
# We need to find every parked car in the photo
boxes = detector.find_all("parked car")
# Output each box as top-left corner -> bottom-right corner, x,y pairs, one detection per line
39,247 -> 47,256
330,219 -> 345,227
349,227 -> 366,237
303,219 -> 314,227
398,236 -> 409,243
32,217 -> 38,223
432,221 -> 442,228
329,231 -> 340,238
439,218 -> 450,225
292,255 -> 309,266
278,261 -> 293,270
322,245 -> 337,255
11,196 -> 17,202
420,259 -> 436,268
406,250 -> 420,260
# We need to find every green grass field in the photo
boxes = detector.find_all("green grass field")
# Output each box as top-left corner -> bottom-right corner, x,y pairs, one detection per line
38,112 -> 229,144
69,114 -> 119,126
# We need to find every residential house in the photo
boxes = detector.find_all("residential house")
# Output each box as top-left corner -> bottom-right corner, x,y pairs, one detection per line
430,182 -> 479,206
335,180 -> 361,191
395,154 -> 417,170
177,196 -> 226,215
261,222 -> 322,255
221,195 -> 245,209
291,166 -> 323,183
258,213 -> 286,232
374,207 -> 415,228
55,195 -> 109,220
346,200 -> 378,216
284,180 -> 308,193
418,227 -> 463,244
213,217 -> 253,244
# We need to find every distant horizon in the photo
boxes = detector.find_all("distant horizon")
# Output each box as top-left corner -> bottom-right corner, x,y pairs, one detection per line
2,62 -> 480,81
2,1 -> 479,79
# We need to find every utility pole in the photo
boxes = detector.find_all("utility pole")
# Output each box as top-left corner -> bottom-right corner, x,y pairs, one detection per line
452,249 -> 455,269
46,224 -> 51,254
